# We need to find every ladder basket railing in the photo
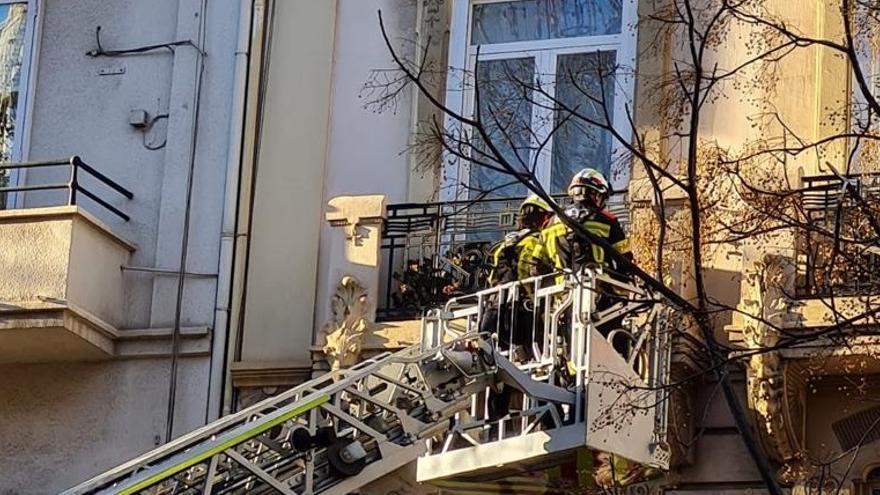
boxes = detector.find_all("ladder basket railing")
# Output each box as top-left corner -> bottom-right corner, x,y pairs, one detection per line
418,268 -> 674,472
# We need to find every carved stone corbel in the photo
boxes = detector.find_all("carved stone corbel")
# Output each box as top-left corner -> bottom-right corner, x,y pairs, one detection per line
740,253 -> 807,481
326,195 -> 386,267
320,275 -> 376,371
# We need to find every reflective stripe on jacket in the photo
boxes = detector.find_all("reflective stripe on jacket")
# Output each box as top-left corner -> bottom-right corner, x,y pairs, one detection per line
532,207 -> 631,283
488,229 -> 542,286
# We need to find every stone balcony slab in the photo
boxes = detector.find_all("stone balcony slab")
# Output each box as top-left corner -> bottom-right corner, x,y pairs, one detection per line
0,206 -> 135,363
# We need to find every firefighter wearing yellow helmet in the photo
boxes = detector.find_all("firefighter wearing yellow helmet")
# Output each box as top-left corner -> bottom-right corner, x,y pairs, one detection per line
484,194 -> 554,420
487,194 -> 555,286
532,168 -> 632,282
482,195 -> 553,356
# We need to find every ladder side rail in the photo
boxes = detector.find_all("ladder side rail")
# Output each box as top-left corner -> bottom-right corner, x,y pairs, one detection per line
63,345 -> 441,494
77,338 -> 498,495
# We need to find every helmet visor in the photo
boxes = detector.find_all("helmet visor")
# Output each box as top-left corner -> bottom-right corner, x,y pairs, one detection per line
569,185 -> 607,207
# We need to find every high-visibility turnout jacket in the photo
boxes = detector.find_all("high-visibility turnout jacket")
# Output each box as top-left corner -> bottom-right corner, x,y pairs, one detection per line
532,206 -> 631,282
488,228 -> 542,286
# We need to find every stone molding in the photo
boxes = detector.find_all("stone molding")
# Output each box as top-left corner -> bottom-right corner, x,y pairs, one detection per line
739,253 -> 807,480
229,361 -> 312,388
0,300 -> 211,362
319,275 -> 376,371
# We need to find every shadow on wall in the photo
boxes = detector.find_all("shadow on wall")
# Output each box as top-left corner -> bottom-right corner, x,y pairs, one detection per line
702,266 -> 742,343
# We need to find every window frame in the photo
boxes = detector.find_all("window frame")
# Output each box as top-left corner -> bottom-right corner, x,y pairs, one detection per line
1,0 -> 41,209
442,0 -> 639,201
859,464 -> 880,495
462,49 -> 543,200
847,15 -> 880,175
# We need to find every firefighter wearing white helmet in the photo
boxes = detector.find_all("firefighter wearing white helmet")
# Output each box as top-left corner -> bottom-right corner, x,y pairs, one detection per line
532,168 -> 632,282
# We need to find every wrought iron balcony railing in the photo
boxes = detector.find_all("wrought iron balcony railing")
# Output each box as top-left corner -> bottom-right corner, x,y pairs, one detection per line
797,172 -> 880,298
377,193 -> 629,321
0,156 -> 133,221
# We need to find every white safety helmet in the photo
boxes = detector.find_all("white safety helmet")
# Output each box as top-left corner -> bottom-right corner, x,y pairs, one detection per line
568,168 -> 610,205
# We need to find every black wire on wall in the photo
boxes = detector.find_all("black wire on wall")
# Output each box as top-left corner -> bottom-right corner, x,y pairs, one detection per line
86,25 -> 205,58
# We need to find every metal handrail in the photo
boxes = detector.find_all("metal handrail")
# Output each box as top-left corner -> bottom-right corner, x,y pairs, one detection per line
419,269 -> 674,465
797,172 -> 880,297
377,193 -> 630,321
0,156 -> 133,221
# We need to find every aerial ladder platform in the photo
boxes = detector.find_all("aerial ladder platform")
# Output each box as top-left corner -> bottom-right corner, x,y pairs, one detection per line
62,270 -> 676,495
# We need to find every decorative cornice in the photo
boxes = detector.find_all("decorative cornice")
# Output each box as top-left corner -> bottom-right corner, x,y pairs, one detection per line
230,361 -> 312,388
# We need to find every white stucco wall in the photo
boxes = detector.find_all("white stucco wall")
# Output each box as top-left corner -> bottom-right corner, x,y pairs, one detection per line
0,359 -> 208,494
238,0 -> 338,365
22,0 -> 237,331
2,0 -> 242,491
313,0 -> 418,342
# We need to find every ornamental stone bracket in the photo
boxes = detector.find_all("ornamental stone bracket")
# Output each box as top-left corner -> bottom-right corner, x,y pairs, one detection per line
738,252 -> 808,482
319,275 -> 376,371
318,195 -> 423,375
325,195 -> 386,267
321,195 -> 387,373
314,275 -> 420,374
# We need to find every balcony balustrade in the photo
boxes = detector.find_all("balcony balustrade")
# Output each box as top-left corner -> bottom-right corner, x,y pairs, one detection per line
796,172 -> 880,298
377,193 -> 629,321
0,157 -> 137,363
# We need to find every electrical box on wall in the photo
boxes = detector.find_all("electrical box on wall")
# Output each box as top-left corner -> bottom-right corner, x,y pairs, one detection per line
128,109 -> 149,128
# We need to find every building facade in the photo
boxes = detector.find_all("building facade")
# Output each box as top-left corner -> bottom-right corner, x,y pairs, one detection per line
2,0 -> 880,494
0,0 -> 244,492
233,0 -> 880,493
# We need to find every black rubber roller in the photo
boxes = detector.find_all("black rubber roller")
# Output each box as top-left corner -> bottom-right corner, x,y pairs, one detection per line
326,439 -> 367,477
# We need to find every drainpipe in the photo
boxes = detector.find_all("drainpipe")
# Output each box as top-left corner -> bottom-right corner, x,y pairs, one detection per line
206,0 -> 252,422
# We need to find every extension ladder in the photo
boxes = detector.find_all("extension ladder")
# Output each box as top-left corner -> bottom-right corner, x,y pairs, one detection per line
63,271 -> 675,495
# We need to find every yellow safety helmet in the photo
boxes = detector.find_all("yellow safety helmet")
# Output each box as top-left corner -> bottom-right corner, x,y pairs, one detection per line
520,194 -> 552,216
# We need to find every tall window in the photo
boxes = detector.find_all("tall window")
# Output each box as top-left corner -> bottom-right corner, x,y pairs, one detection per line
445,0 -> 637,200
0,0 -> 35,206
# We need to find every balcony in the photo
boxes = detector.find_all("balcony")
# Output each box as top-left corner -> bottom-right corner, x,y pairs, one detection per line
377,194 -> 629,322
726,172 -> 880,337
0,157 -> 135,363
717,172 -> 880,477
797,172 -> 880,299
318,192 -> 627,376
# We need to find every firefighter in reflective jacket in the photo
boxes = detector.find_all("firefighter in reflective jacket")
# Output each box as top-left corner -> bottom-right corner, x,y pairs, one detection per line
487,194 -> 555,287
531,168 -> 633,387
485,194 -> 553,421
532,168 -> 632,281
483,195 -> 554,352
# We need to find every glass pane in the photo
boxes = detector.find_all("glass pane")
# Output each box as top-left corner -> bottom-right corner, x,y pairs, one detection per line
470,57 -> 533,200
550,51 -> 615,193
472,0 -> 622,45
0,3 -> 27,206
